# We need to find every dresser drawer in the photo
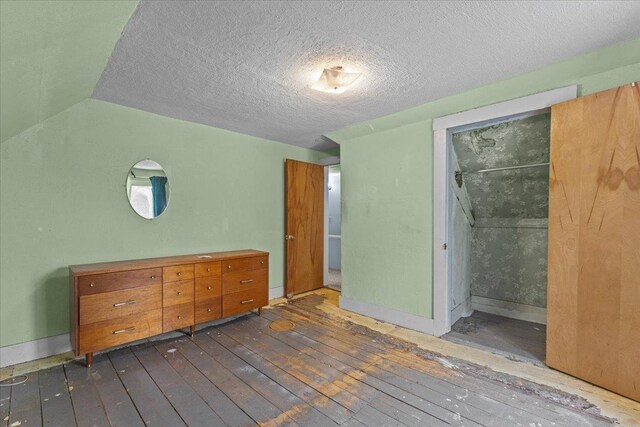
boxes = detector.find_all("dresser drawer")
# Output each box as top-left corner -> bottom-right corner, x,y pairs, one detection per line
248,255 -> 268,270
222,268 -> 268,295
222,288 -> 268,317
195,276 -> 221,299
195,297 -> 222,323
195,261 -> 221,278
79,284 -> 162,326
78,309 -> 162,354
222,255 -> 268,274
163,279 -> 194,307
163,303 -> 194,332
78,268 -> 161,296
163,264 -> 194,283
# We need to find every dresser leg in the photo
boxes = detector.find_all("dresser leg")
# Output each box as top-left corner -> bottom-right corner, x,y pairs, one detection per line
258,307 -> 263,316
86,352 -> 93,367
189,325 -> 195,337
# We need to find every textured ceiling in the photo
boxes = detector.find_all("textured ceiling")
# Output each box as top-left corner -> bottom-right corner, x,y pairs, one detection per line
452,113 -> 551,219
0,0 -> 136,143
93,1 -> 640,150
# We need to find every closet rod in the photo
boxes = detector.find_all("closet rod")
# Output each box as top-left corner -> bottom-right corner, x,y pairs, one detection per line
460,162 -> 549,175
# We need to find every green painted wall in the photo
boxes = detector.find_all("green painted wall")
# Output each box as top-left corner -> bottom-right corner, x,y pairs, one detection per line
335,40 -> 640,319
0,0 -> 137,143
340,121 -> 432,316
0,99 -> 324,347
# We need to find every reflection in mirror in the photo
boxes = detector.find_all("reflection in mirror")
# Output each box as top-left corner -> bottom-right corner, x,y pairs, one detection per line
126,160 -> 170,219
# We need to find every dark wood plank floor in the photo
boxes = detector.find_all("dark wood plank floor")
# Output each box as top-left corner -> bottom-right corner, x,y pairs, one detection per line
2,294 -> 614,427
443,311 -> 546,362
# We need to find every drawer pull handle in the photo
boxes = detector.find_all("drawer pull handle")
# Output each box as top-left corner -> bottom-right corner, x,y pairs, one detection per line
177,272 -> 182,276
177,292 -> 182,296
90,282 -> 95,288
150,275 -> 156,279
113,327 -> 136,335
261,261 -> 265,264
241,299 -> 254,304
240,279 -> 253,284
113,300 -> 136,307
207,308 -> 212,312
207,267 -> 211,272
207,286 -> 212,290
227,265 -> 231,269
178,315 -> 182,319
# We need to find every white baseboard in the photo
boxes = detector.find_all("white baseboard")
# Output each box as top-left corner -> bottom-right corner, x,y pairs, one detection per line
1,333 -> 71,368
269,286 -> 284,300
450,297 -> 473,326
471,296 -> 546,325
339,296 -> 434,335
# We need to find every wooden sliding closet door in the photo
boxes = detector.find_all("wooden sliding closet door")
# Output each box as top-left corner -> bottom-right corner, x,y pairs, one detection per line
547,82 -> 640,402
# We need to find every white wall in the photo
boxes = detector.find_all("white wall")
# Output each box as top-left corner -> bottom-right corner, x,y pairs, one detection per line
328,168 -> 341,270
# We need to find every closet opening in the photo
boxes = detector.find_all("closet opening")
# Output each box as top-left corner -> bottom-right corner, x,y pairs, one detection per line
442,111 -> 551,363
325,164 -> 341,292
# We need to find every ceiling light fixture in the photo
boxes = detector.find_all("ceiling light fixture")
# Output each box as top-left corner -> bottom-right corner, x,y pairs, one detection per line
311,66 -> 362,94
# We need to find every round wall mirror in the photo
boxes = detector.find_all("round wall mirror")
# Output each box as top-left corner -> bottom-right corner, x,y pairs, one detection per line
126,160 -> 170,219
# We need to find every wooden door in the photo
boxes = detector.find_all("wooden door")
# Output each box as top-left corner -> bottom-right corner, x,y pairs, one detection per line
285,159 -> 324,296
547,82 -> 640,402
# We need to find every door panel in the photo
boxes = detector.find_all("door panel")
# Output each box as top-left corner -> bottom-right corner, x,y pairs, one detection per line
285,159 -> 324,296
547,82 -> 640,401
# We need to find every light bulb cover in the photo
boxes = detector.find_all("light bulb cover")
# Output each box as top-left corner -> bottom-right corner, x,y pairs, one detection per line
311,66 -> 362,94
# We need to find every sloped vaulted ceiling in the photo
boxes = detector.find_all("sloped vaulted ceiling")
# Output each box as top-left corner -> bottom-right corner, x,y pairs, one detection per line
92,1 -> 640,150
0,0 -> 137,143
2,1 -> 639,149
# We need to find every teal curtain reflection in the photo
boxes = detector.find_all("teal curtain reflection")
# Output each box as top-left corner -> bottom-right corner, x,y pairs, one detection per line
150,176 -> 168,216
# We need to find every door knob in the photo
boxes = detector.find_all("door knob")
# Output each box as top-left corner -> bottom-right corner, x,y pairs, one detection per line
285,234 -> 295,240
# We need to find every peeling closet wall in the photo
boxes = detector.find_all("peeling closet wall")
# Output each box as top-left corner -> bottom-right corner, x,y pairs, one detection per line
450,186 -> 473,323
449,146 -> 473,324
452,113 -> 550,314
471,222 -> 548,308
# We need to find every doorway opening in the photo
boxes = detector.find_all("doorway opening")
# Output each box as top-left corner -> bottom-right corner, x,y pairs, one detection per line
443,112 -> 550,362
325,164 -> 341,292
431,86 -> 578,363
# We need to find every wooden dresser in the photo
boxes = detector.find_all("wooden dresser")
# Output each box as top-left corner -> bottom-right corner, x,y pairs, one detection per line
69,250 -> 268,366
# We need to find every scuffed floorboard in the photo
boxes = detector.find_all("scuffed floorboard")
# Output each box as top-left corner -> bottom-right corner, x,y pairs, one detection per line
294,290 -> 640,426
1,292 -> 637,426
